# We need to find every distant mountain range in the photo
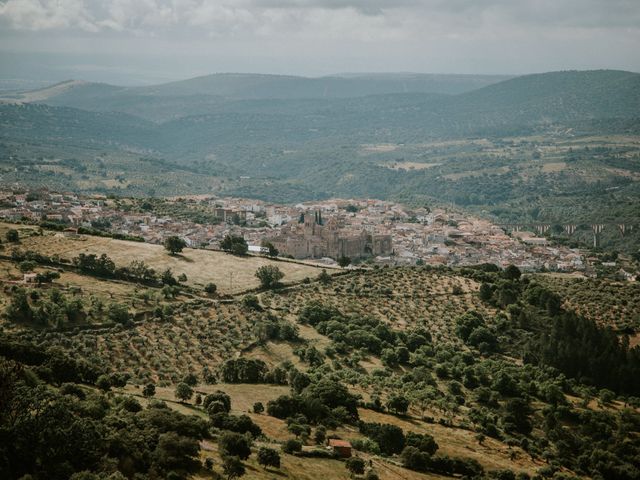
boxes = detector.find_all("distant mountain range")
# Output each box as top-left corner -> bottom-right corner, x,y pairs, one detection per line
1,70 -> 638,153
0,72 -> 510,122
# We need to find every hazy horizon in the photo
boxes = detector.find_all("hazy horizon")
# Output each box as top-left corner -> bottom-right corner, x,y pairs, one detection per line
1,0 -> 639,87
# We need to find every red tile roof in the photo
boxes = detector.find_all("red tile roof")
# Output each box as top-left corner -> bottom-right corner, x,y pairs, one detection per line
328,439 -> 352,448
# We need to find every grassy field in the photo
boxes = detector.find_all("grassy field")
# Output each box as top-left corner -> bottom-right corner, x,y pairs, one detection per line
2,223 -> 327,294
121,382 -> 536,479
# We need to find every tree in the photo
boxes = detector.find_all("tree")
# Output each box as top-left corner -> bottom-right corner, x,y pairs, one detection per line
161,269 -> 178,286
479,282 -> 493,301
6,229 -> 19,242
175,382 -> 193,402
346,457 -> 366,475
221,359 -> 267,383
359,423 -> 405,455
204,283 -> 217,294
261,241 -> 279,257
164,236 -> 186,255
221,235 -> 248,255
401,446 -> 429,472
204,390 -> 231,413
253,402 -> 264,414
405,431 -> 438,456
504,264 -> 522,280
318,269 -> 332,285
18,260 -> 36,273
143,383 -> 156,398
504,398 -> 533,435
5,288 -> 32,323
153,432 -> 200,471
281,438 -> 302,454
387,395 -> 410,415
108,303 -> 130,325
257,447 -> 280,469
222,455 -> 245,479
241,294 -> 261,310
219,432 -> 252,460
314,425 -> 326,444
182,373 -> 198,386
96,374 -> 111,392
338,256 -> 351,268
255,265 -> 284,289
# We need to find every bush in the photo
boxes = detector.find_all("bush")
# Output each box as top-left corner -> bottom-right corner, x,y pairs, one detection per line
164,236 -> 186,255
203,390 -> 231,413
96,374 -> 111,391
220,235 -> 248,255
174,382 -> 193,402
359,422 -> 405,455
6,229 -> 19,242
143,383 -> 156,398
210,413 -> 262,437
257,447 -> 281,468
282,438 -> 303,454
255,265 -> 285,289
346,456 -> 366,475
218,432 -> 252,460
401,446 -> 429,472
221,455 -> 245,479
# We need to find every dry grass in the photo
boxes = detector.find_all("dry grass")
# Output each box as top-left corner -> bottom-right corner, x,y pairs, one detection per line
359,409 -> 541,475
541,161 -> 567,172
9,226 -> 325,294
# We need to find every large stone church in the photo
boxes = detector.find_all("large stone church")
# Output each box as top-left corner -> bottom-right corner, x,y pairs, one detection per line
269,211 -> 392,260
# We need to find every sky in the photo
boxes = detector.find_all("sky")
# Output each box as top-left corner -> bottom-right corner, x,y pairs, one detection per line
0,0 -> 639,86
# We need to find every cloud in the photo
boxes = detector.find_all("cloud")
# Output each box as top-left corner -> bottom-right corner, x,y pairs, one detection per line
0,0 -> 638,80
0,0 -> 99,31
1,0 -> 638,37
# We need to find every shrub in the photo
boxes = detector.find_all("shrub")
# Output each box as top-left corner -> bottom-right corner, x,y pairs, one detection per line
282,439 -> 302,454
257,447 -> 281,469
359,422 -> 405,455
218,432 -> 252,460
175,382 -> 193,402
255,265 -> 285,289
345,456 -> 366,475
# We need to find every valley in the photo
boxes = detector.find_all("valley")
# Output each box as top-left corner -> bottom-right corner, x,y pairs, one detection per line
1,69 -> 639,480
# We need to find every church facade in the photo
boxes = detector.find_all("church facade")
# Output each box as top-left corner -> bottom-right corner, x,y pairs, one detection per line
269,212 -> 392,260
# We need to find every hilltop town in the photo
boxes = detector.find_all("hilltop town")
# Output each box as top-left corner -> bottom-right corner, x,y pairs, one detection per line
0,190 -> 588,272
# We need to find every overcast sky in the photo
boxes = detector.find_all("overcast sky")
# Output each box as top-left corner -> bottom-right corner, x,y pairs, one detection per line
0,0 -> 639,86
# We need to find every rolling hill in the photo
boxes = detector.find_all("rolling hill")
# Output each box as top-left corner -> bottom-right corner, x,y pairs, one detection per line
2,70 -> 638,152
0,72 -> 511,122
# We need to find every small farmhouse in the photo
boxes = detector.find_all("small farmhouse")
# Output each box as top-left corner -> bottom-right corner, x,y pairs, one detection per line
327,439 -> 352,458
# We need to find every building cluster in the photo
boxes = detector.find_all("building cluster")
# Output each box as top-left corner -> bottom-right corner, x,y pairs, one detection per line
0,190 -> 590,272
268,211 -> 392,260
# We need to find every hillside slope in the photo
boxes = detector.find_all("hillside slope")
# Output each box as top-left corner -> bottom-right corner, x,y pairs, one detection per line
3,70 -> 638,149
